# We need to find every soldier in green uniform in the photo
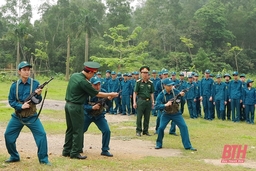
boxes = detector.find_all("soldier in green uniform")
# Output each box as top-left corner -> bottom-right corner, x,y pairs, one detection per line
133,66 -> 155,136
62,62 -> 118,159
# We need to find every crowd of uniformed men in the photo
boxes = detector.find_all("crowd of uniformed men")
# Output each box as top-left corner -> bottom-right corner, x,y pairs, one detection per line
96,69 -> 255,125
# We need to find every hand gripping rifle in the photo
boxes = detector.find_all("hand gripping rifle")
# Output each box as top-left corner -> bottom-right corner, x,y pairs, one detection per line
16,77 -> 54,124
24,77 -> 54,104
164,84 -> 194,114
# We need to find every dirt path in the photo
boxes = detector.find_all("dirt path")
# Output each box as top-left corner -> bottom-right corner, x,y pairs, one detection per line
1,99 -> 256,169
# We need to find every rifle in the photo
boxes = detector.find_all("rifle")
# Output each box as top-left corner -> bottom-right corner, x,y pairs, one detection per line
164,84 -> 194,114
24,77 -> 54,104
170,84 -> 194,103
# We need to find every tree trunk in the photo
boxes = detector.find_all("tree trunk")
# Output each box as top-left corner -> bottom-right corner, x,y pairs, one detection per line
66,35 -> 70,81
234,53 -> 239,72
30,56 -> 36,78
85,32 -> 89,62
16,41 -> 20,69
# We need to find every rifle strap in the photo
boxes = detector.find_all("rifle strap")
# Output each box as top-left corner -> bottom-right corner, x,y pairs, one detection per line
16,78 -> 33,102
32,87 -> 48,123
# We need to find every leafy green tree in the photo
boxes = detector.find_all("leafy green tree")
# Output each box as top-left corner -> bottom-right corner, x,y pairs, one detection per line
90,24 -> 148,72
193,48 -> 213,73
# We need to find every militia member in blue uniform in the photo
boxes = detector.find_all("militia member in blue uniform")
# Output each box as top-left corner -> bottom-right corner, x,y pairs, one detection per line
120,73 -> 133,115
155,69 -> 169,133
229,71 -> 243,122
212,75 -> 228,120
4,61 -> 51,165
240,74 -> 246,121
224,73 -> 231,120
150,70 -> 160,116
133,66 -> 155,136
200,69 -> 214,120
108,71 -> 121,114
63,62 -> 118,159
185,75 -> 198,119
130,71 -> 139,114
83,77 -> 113,157
169,72 -> 187,135
193,73 -> 202,118
170,72 -> 180,87
96,72 -> 104,85
117,72 -> 123,114
242,79 -> 256,124
102,70 -> 112,113
154,79 -> 197,151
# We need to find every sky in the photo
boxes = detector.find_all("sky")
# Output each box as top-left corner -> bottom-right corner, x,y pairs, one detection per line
0,0 -> 141,24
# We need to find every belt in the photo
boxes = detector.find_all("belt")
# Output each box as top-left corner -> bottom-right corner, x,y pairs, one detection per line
138,97 -> 150,101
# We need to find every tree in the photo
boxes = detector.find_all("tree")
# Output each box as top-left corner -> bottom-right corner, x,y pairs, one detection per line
90,24 -> 148,71
193,48 -> 213,73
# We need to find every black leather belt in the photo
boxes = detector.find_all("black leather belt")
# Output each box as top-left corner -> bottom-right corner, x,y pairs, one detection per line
138,97 -> 150,101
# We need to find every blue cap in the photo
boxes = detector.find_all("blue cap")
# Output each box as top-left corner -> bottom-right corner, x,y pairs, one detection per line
205,69 -> 210,74
171,72 -> 176,76
117,72 -> 122,76
188,74 -> 193,78
240,74 -> 246,78
96,72 -> 101,75
210,74 -> 214,77
162,78 -> 175,86
191,72 -> 195,76
106,70 -> 111,73
123,73 -> 128,76
216,74 -> 221,78
152,70 -> 157,73
179,72 -> 184,76
134,71 -> 139,75
18,61 -> 32,70
162,69 -> 168,74
90,77 -> 101,85
128,73 -> 132,77
246,79 -> 254,84
224,73 -> 231,79
233,71 -> 238,76
158,72 -> 162,75
194,73 -> 199,77
111,71 -> 116,75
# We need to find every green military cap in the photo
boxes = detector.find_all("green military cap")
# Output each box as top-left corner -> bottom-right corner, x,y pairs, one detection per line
246,79 -> 254,84
84,61 -> 100,72
140,66 -> 150,72
240,74 -> 246,78
18,61 -> 32,70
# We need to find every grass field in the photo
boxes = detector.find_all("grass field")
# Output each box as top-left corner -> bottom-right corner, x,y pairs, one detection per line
0,77 -> 256,171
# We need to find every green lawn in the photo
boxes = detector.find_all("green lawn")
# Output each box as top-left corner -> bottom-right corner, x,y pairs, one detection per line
0,78 -> 256,170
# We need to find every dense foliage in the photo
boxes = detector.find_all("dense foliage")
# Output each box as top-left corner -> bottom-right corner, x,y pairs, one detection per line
1,0 -> 256,75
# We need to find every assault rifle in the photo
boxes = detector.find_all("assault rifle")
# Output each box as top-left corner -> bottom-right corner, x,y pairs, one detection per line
170,84 -> 194,103
24,77 -> 54,104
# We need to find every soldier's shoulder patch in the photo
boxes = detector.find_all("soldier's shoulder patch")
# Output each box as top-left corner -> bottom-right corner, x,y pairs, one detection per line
136,79 -> 141,82
148,79 -> 153,83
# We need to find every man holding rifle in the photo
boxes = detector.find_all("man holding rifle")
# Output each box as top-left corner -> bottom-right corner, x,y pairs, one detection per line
154,78 -> 197,151
82,76 -> 114,157
4,61 -> 51,165
62,62 -> 118,160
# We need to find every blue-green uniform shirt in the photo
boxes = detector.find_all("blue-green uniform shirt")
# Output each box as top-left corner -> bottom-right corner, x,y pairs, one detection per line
194,80 -> 201,98
178,80 -> 187,91
102,77 -> 111,92
242,87 -> 256,105
155,89 -> 181,115
212,82 -> 228,101
108,78 -> 120,92
9,78 -> 42,112
200,78 -> 214,96
185,82 -> 198,100
229,80 -> 243,100
121,80 -> 133,96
